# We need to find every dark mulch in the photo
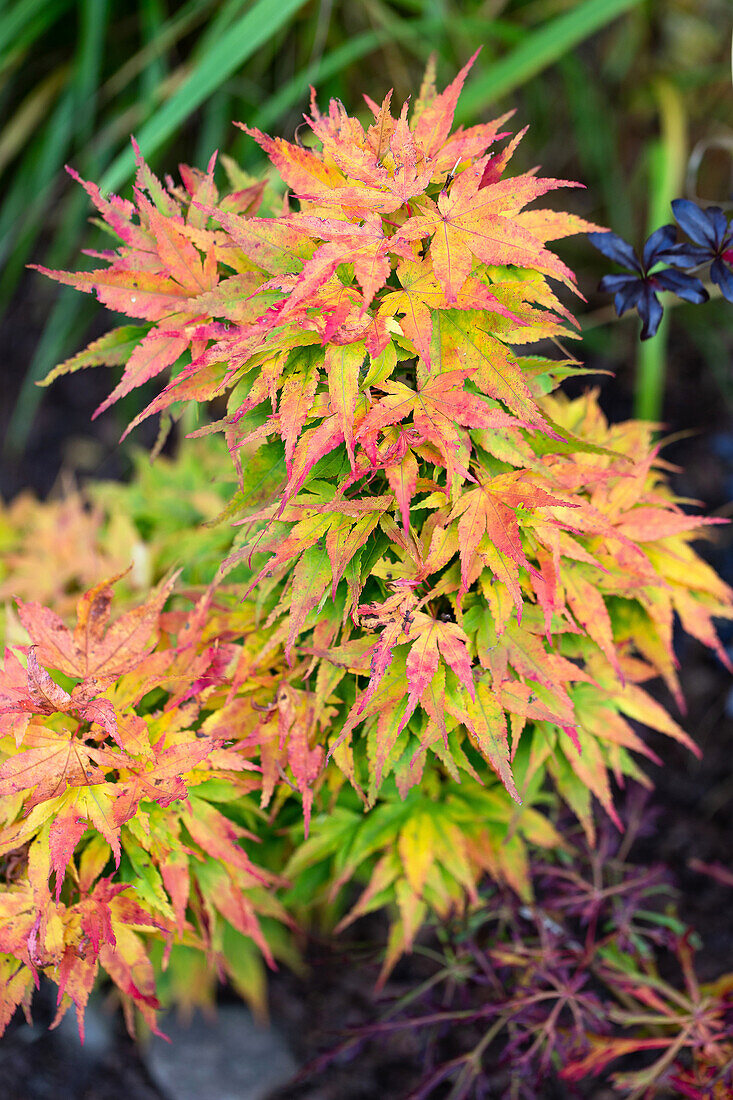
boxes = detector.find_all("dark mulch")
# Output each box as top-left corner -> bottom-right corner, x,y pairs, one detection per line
0,984 -> 165,1100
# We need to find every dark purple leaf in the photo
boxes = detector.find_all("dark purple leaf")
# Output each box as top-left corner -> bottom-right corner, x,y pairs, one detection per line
639,285 -> 663,340
588,231 -> 641,272
612,281 -> 645,319
653,268 -> 709,304
598,273 -> 639,295
643,224 -> 677,269
663,241 -> 710,267
671,198 -> 727,249
711,257 -> 733,303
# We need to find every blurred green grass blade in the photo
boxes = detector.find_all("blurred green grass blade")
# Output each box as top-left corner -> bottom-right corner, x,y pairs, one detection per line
139,0 -> 169,102
74,0 -> 109,159
196,92 -> 233,168
0,0 -> 108,297
99,0 -> 311,194
455,0 -> 645,118
0,0 -> 71,66
0,86 -> 77,290
4,184 -> 98,457
635,80 -> 687,421
250,18 -> 444,135
559,52 -> 632,240
103,0 -> 211,101
0,67 -> 67,177
251,31 -> 383,132
5,0 -> 113,457
635,140 -> 672,422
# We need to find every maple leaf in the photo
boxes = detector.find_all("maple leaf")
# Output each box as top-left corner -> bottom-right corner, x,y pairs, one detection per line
411,49 -> 481,159
0,726 -> 118,810
377,260 -> 523,366
395,162 -> 579,302
406,612 -> 474,697
449,478 -> 553,597
357,369 -> 520,489
16,571 -> 178,682
433,310 -> 555,431
22,59 -> 733,1015
563,570 -> 623,680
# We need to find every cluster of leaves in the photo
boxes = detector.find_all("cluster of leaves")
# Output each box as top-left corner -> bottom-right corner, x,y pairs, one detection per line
300,810 -> 733,1100
589,199 -> 733,339
2,59 -> 732,1037
0,575 -> 307,1034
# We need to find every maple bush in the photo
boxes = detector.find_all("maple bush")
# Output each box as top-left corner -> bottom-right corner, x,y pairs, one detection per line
2,55 -> 733,1050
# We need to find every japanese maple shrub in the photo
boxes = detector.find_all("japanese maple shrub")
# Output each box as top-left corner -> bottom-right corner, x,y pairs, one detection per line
1,55 -> 731,1034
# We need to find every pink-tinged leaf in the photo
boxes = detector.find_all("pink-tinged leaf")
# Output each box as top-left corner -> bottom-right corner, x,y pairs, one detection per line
147,206 -> 212,294
65,165 -> 153,250
26,648 -> 72,713
435,621 -> 475,700
616,682 -> 701,757
284,415 -> 344,503
447,679 -> 518,801
32,265 -> 190,321
49,812 -> 87,901
285,544 -> 331,660
386,448 -> 419,534
614,507 -> 727,543
561,728 -> 622,831
326,512 -> 379,598
439,312 -> 551,431
182,800 -> 260,879
0,742 -> 94,803
207,874 -> 274,966
93,332 -> 188,418
501,620 -> 590,691
412,49 -> 481,156
514,209 -> 606,242
279,361 -> 320,476
277,691 -> 324,836
131,136 -> 178,215
562,725 -> 581,755
79,698 -> 120,746
160,849 -> 190,937
396,169 -> 578,302
450,483 -> 531,595
121,353 -> 232,439
564,572 -> 623,681
672,588 -> 733,673
357,594 -> 418,714
197,202 -> 307,273
326,341 -> 366,468
237,125 -> 344,198
404,618 -> 441,712
16,572 -> 177,681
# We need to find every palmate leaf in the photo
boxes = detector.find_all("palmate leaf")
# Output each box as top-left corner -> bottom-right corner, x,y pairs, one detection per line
395,167 -> 580,303
15,570 -> 179,681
